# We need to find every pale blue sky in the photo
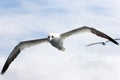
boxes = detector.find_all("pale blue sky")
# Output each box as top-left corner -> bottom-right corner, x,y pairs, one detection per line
0,0 -> 120,80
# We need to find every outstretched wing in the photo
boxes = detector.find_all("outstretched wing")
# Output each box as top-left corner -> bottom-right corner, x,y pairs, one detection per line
86,38 -> 120,47
1,38 -> 48,74
60,26 -> 119,45
86,42 -> 106,47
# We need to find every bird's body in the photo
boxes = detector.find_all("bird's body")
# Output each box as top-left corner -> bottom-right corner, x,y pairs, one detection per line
48,33 -> 65,51
1,26 -> 119,74
50,37 -> 65,51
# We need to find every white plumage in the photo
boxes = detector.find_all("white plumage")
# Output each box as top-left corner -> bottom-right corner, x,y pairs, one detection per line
1,26 -> 119,74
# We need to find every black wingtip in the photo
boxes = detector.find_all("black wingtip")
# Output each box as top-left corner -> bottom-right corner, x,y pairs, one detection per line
0,61 -> 10,75
91,28 -> 119,46
1,71 -> 4,75
110,38 -> 119,45
1,68 -> 5,75
115,42 -> 119,45
111,39 -> 119,45
1,46 -> 21,75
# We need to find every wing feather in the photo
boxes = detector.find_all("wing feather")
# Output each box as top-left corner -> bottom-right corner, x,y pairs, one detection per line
61,26 -> 119,45
1,38 -> 48,74
61,26 -> 91,39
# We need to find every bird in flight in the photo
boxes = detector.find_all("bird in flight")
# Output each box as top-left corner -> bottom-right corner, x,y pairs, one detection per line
1,26 -> 119,74
86,38 -> 120,47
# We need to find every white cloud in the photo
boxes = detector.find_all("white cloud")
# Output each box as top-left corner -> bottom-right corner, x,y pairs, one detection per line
0,0 -> 120,80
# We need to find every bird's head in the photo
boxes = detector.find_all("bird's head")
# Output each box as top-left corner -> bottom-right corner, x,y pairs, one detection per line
48,33 -> 60,41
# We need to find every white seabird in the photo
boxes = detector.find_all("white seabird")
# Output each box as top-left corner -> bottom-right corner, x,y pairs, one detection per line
86,38 -> 120,46
1,26 -> 119,74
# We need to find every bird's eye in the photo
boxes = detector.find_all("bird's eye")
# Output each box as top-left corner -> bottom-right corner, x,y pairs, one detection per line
52,36 -> 54,38
48,36 -> 50,38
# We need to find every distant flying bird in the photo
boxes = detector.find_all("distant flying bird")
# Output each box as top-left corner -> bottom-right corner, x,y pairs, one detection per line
86,38 -> 120,47
1,26 -> 119,74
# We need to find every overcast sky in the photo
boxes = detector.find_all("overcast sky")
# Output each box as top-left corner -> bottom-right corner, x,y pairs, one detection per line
0,0 -> 120,80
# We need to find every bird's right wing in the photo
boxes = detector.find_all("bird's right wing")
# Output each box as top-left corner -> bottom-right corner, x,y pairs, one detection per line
1,38 -> 48,74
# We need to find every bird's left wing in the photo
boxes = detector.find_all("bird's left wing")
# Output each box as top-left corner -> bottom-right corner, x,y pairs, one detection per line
61,26 -> 91,39
60,26 -> 119,45
1,38 -> 48,74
